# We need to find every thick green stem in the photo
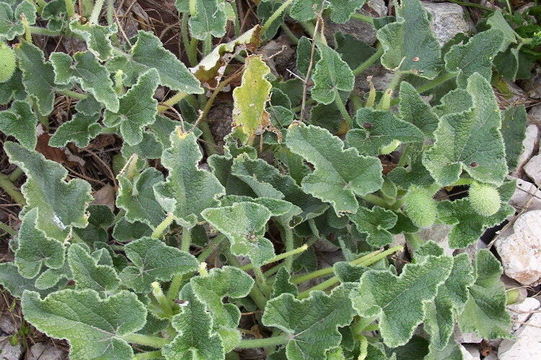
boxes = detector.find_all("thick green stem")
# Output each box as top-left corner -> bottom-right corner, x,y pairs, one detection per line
197,235 -> 226,262
89,0 -> 105,24
158,92 -> 188,113
152,282 -> 174,317
0,222 -> 16,236
198,121 -> 218,156
122,334 -> 170,348
261,0 -> 295,35
106,0 -> 115,25
351,13 -> 374,24
64,0 -> 75,18
181,227 -> 192,252
151,213 -> 176,239
236,335 -> 290,349
240,244 -> 309,272
57,89 -> 88,100
166,273 -> 186,301
181,14 -> 198,67
134,351 -> 163,360
203,36 -> 213,56
281,223 -> 295,271
334,89 -> 353,129
362,193 -> 392,209
0,173 -> 25,205
405,233 -> 424,252
416,72 -> 455,94
224,250 -> 268,309
353,46 -> 383,76
9,168 -> 23,183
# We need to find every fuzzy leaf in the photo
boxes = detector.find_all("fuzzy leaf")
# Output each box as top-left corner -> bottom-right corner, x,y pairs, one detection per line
348,206 -> 398,247
120,237 -> 198,293
444,29 -> 504,87
347,108 -> 424,156
437,182 -> 515,248
328,0 -> 367,24
188,0 -> 227,40
116,167 -> 165,227
5,141 -> 93,242
22,289 -> 147,360
103,69 -> 159,146
69,21 -> 116,61
262,285 -> 355,360
51,51 -> 119,112
0,100 -> 37,149
311,43 -> 354,105
459,250 -> 511,339
232,55 -> 272,141
0,1 -> 36,41
154,130 -> 225,228
423,73 -> 508,186
285,124 -> 383,215
289,0 -> 326,22
398,81 -> 439,137
376,0 -> 442,79
14,42 -> 56,115
14,208 -> 65,279
163,286 -> 225,360
351,255 -> 453,347
67,244 -> 120,293
121,131 -> 163,160
49,112 -> 102,148
501,105 -> 527,171
108,31 -> 202,93
202,202 -> 275,266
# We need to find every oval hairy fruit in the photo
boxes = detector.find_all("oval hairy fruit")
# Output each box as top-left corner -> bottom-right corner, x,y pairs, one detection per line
0,42 -> 16,83
403,186 -> 438,228
469,181 -> 501,217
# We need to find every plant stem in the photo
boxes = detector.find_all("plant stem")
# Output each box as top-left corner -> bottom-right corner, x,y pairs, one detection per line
134,351 -> 163,360
236,335 -> 290,349
297,246 -> 403,298
361,193 -> 391,209
416,72 -> 455,94
151,213 -> 176,239
280,23 -> 299,45
197,235 -> 226,262
203,36 -> 213,56
106,0 -> 115,25
0,173 -> 25,205
28,26 -> 64,37
181,226 -> 192,252
404,232 -> 424,252
181,14 -> 198,67
224,250 -> 268,309
122,334 -> 170,348
351,13 -> 374,24
64,0 -> 75,18
89,0 -> 105,24
334,89 -> 353,129
57,89 -> 88,100
353,46 -> 383,76
158,92 -> 188,112
0,222 -> 16,236
240,244 -> 309,272
166,273 -> 186,301
198,121 -> 219,156
447,0 -> 492,10
261,0 -> 295,35
152,282 -> 174,317
281,223 -> 295,271
9,169 -> 23,183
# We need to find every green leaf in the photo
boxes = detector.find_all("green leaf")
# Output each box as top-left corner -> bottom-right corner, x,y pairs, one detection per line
501,105 -> 527,171
271,267 -> 298,297
15,208 -> 65,279
202,202 -> 275,266
351,255 -> 453,347
120,237 -> 198,293
112,218 -> 152,242
103,69 -> 159,146
69,21 -> 117,61
154,130 -> 225,228
486,11 -> 518,51
50,51 -> 119,112
187,0 -> 227,40
458,250 -> 511,339
232,55 -> 272,142
116,167 -> 165,227
311,43 -> 354,105
49,112 -> 102,148
108,31 -> 203,93
163,286 -> 225,360
444,29 -> 504,87
0,69 -> 26,105
121,131 -> 163,160
0,100 -> 38,149
398,81 -> 439,137
67,244 -> 120,293
348,206 -> 398,247
376,0 -> 442,79
0,1 -> 36,41
437,182 -> 515,248
347,108 -> 424,156
285,124 -> 383,215
5,141 -> 93,242
328,0 -> 367,24
262,285 -> 355,360
22,289 -> 147,360
423,73 -> 508,186
74,205 -> 114,244
423,253 -> 475,350
289,0 -> 326,22
14,42 -> 57,115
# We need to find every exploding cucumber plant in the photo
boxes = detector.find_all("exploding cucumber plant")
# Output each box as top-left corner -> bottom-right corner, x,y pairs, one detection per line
0,0 -> 534,359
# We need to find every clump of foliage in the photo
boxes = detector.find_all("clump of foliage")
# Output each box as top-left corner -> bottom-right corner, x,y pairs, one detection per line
0,0 -> 535,359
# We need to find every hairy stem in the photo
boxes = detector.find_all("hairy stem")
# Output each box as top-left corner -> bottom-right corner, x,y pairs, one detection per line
134,351 -> 163,360
351,13 -> 374,24
181,226 -> 192,252
353,46 -> 383,76
261,0 -> 295,35
0,222 -> 17,236
240,244 -> 309,272
89,0 -> 105,24
64,0 -> 75,18
0,173 -> 26,205
236,335 -> 290,349
151,213 -> 176,239
334,89 -> 353,129
197,235 -> 226,262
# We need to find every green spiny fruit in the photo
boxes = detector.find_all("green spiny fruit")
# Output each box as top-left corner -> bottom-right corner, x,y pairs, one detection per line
403,186 -> 438,228
469,181 -> 501,217
0,42 -> 16,83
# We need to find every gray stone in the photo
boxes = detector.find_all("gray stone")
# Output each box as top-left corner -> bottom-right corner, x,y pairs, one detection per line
461,344 -> 481,360
0,339 -> 22,360
496,210 -> 541,286
422,1 -> 475,45
417,224 -> 453,256
507,297 -> 541,332
509,178 -> 541,212
499,312 -> 541,360
455,328 -> 483,344
27,343 -> 68,360
512,124 -> 539,175
524,155 -> 541,187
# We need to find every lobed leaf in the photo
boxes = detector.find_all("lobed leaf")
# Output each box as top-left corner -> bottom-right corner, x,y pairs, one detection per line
49,112 -> 102,148
67,244 -> 120,293
0,1 -> 36,41
187,0 -> 227,40
311,43 -> 354,105
0,100 -> 38,149
69,21 -> 117,61
348,206 -> 398,247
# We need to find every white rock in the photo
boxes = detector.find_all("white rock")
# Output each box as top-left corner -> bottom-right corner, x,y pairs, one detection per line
507,297 -> 541,332
498,312 -> 541,360
455,328 -> 483,344
461,344 -> 481,360
0,339 -> 22,360
496,211 -> 541,286
417,224 -> 453,256
524,155 -> 541,187
509,178 -> 541,212
422,1 -> 475,45
27,343 -> 68,360
530,105 -> 541,125
513,124 -> 539,175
